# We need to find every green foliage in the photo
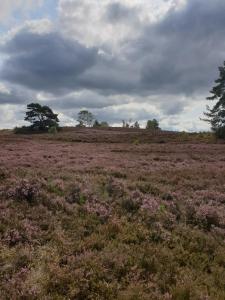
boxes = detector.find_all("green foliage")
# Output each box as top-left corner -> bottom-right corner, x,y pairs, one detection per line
132,138 -> 140,145
122,119 -> 132,128
100,121 -> 109,128
48,126 -> 58,134
146,119 -> 160,130
77,110 -> 94,127
93,120 -> 109,128
93,120 -> 101,127
133,121 -> 140,129
24,103 -> 59,132
203,61 -> 225,138
14,126 -> 33,134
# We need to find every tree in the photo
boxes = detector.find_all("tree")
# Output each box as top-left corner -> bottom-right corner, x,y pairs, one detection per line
133,121 -> 140,129
93,120 -> 109,128
122,119 -> 132,128
203,61 -> 225,138
100,121 -> 109,128
24,103 -> 59,131
93,120 -> 101,128
146,119 -> 159,130
77,110 -> 94,127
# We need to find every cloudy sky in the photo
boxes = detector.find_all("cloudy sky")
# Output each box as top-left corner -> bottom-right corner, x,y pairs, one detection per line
0,0 -> 224,130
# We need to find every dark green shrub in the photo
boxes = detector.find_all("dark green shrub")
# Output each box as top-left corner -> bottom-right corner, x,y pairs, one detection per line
48,126 -> 58,134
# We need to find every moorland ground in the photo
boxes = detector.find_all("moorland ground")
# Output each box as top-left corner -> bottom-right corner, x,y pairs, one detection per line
0,128 -> 225,299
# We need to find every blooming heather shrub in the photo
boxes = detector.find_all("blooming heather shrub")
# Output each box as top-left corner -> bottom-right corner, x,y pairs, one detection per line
140,196 -> 159,214
185,199 -> 221,230
195,205 -> 220,230
3,229 -> 24,246
84,198 -> 111,221
1,267 -> 40,299
196,190 -> 225,204
7,180 -> 40,203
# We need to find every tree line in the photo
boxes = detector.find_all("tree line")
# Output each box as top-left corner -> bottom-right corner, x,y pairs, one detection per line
14,105 -> 160,134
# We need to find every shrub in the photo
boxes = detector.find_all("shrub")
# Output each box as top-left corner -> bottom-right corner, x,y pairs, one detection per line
0,168 -> 8,181
65,186 -> 86,204
214,126 -> 225,139
48,126 -> 58,134
121,198 -> 140,213
7,180 -> 40,203
14,126 -> 33,134
195,205 -> 220,230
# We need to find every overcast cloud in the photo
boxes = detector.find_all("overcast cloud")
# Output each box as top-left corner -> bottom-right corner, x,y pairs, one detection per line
0,0 -> 224,130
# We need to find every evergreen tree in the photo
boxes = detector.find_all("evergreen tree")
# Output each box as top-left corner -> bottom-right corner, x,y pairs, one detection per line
25,103 -> 59,131
93,120 -> 100,128
134,121 -> 140,129
203,61 -> 225,138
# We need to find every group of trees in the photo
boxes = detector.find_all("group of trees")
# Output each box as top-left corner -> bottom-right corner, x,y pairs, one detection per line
76,110 -> 109,128
15,105 -> 160,133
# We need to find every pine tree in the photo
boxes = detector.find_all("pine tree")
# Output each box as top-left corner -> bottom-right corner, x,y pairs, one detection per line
203,61 -> 225,137
25,103 -> 59,131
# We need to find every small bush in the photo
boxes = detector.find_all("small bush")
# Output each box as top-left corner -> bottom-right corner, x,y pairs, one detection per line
215,127 -> 225,138
121,197 -> 141,213
48,126 -> 58,134
14,126 -> 33,134
0,168 -> 8,181
7,180 -> 40,203
195,205 -> 220,230
66,186 -> 86,204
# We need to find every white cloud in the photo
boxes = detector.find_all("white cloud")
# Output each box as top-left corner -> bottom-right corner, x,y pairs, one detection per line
0,82 -> 10,94
58,0 -> 185,52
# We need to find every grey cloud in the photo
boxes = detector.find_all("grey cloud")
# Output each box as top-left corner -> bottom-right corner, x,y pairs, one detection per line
0,86 -> 35,105
1,0 -> 225,129
1,30 -> 98,93
3,0 -> 225,99
44,91 -> 131,110
134,0 -> 225,94
105,2 -> 137,23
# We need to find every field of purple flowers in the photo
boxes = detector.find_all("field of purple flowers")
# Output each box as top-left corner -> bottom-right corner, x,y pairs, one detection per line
0,129 -> 225,299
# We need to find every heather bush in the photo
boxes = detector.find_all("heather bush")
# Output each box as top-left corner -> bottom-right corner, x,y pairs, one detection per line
65,186 -> 86,204
3,229 -> 24,246
7,180 -> 40,203
0,168 -> 8,181
195,204 -> 220,230
102,176 -> 125,198
121,197 -> 141,213
84,198 -> 112,221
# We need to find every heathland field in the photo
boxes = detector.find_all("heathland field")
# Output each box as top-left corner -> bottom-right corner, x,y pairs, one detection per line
0,128 -> 225,299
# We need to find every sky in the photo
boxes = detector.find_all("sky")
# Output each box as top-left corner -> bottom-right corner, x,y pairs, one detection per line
0,0 -> 224,131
